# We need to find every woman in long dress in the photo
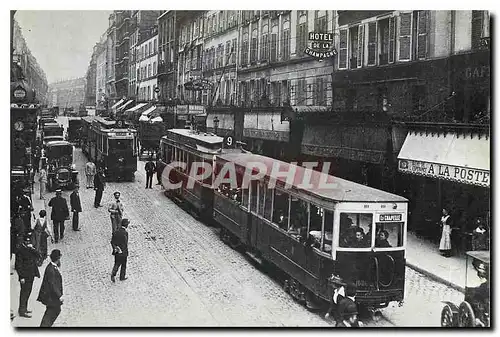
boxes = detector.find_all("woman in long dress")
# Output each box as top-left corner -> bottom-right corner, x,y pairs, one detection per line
31,210 -> 52,265
439,208 -> 452,257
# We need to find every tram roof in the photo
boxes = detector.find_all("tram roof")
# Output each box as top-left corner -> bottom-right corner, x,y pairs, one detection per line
217,153 -> 408,203
164,128 -> 223,145
45,140 -> 72,147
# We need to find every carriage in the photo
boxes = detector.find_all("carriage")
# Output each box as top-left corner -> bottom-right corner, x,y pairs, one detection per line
441,251 -> 490,327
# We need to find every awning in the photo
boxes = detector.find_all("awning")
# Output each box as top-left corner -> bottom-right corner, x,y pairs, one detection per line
125,103 -> 148,113
141,105 -> 157,116
117,100 -> 134,112
151,116 -> 163,123
138,115 -> 149,122
110,98 -> 125,109
397,131 -> 490,187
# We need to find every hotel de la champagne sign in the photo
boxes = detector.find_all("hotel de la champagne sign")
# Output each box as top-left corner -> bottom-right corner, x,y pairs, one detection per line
304,32 -> 337,59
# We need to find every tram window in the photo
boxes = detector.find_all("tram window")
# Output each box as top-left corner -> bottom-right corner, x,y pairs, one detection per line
289,197 -> 308,236
167,145 -> 172,162
249,180 -> 258,213
339,213 -> 373,248
109,139 -> 133,151
242,187 -> 249,209
322,210 -> 334,253
257,181 -> 266,216
272,189 -> 289,230
263,186 -> 273,221
103,138 -> 108,153
375,222 -> 403,248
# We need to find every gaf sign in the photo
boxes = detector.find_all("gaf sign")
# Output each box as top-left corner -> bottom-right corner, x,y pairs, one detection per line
304,32 -> 337,59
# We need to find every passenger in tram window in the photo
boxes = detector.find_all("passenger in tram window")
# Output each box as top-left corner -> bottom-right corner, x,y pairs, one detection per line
351,228 -> 367,248
375,230 -> 391,248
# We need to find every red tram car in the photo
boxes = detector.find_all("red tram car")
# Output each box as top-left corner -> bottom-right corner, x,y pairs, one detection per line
159,129 -> 408,314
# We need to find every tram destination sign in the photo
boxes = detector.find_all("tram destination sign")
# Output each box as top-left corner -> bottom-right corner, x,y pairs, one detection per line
304,32 -> 337,59
379,214 -> 402,222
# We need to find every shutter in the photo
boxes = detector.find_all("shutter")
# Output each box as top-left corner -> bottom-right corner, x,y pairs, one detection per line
398,12 -> 412,61
271,34 -> 277,61
339,28 -> 348,69
367,22 -> 377,65
471,10 -> 484,50
389,17 -> 396,63
357,25 -> 364,67
417,11 -> 429,59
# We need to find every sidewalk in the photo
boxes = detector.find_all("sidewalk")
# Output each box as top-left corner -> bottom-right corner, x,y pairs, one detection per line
406,232 -> 466,293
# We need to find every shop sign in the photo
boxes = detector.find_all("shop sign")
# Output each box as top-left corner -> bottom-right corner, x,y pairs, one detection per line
398,159 -> 490,187
464,66 -> 490,80
304,32 -> 337,59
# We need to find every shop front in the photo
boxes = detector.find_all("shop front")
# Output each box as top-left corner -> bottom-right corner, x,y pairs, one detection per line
397,127 -> 490,252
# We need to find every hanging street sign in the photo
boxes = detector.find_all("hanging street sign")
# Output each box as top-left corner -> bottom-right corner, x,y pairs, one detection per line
304,32 -> 337,59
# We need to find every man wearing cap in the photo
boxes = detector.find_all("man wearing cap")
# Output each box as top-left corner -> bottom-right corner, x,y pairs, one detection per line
70,185 -> 82,231
110,218 -> 129,282
18,189 -> 34,235
145,157 -> 156,189
48,190 -> 69,243
38,249 -> 63,327
15,234 -> 41,318
336,297 -> 363,327
108,192 -> 124,233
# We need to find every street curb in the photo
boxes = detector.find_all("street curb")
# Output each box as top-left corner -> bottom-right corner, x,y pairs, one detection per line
406,262 -> 465,294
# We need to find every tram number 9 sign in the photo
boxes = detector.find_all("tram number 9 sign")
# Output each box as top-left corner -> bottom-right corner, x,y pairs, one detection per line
224,135 -> 234,148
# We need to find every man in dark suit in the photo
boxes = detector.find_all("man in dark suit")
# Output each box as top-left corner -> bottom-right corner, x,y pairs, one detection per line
94,168 -> 106,208
15,234 -> 41,318
48,189 -> 69,243
145,158 -> 156,189
37,249 -> 63,327
111,218 -> 129,282
70,185 -> 82,231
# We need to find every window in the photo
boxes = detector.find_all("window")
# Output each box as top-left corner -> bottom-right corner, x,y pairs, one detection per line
250,28 -> 258,64
339,28 -> 348,69
388,17 -> 397,63
367,22 -> 377,66
471,10 -> 490,50
348,25 -> 359,69
231,39 -> 237,64
339,213 -> 373,248
147,86 -> 151,100
249,180 -> 259,212
270,24 -> 278,62
272,82 -> 281,105
315,11 -> 327,32
416,10 -> 429,59
261,22 -> 269,61
257,181 -> 266,216
263,186 -> 273,220
282,18 -> 290,61
315,77 -> 326,106
153,39 -> 157,53
296,14 -> 308,57
289,197 -> 308,233
282,80 -> 290,103
272,189 -> 289,230
153,62 -> 156,75
296,79 -> 306,105
148,64 -> 151,78
375,222 -> 403,248
146,43 -> 149,57
398,12 -> 412,61
241,31 -> 249,66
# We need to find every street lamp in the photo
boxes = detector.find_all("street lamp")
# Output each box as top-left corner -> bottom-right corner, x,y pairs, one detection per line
213,116 -> 219,135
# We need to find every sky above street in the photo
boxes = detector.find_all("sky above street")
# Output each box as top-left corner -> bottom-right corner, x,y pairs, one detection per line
15,10 -> 112,84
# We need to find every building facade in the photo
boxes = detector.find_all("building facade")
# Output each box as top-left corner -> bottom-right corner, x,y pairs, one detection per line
84,45 -> 98,107
106,13 -> 117,103
49,77 -> 86,109
136,28 -> 159,101
95,33 -> 108,111
115,11 -> 132,99
12,19 -> 49,105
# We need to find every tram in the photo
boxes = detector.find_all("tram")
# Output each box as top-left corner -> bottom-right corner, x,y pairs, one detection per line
81,116 -> 138,181
159,128 -> 408,315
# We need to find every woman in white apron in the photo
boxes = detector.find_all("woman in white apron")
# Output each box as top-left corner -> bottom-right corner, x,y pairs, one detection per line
439,208 -> 452,257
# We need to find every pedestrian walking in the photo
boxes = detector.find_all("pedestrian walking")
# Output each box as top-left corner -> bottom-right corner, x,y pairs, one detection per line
39,165 -> 48,200
472,217 -> 489,251
108,191 -> 124,233
15,234 -> 41,318
85,160 -> 96,189
111,218 -> 129,282
94,168 -> 106,208
70,185 -> 82,231
439,208 -> 452,257
155,156 -> 163,185
37,249 -> 63,327
48,189 -> 69,243
145,157 -> 156,189
31,210 -> 53,264
18,189 -> 34,235
33,145 -> 41,174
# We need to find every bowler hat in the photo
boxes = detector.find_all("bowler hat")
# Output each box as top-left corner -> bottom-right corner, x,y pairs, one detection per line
339,298 -> 358,317
56,189 -> 62,193
50,249 -> 62,262
121,218 -> 130,227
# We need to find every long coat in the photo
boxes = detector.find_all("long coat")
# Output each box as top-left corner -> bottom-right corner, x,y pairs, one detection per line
111,228 -> 129,257
15,243 -> 41,279
94,172 -> 106,191
37,263 -> 63,307
48,196 -> 69,221
70,191 -> 82,212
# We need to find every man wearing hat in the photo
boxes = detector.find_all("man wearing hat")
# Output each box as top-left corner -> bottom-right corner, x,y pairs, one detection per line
15,234 -> 41,318
110,218 -> 129,282
38,249 -> 63,327
108,191 -> 124,233
17,189 -> 34,235
70,185 -> 82,231
93,168 -> 106,208
336,297 -> 363,327
48,189 -> 69,243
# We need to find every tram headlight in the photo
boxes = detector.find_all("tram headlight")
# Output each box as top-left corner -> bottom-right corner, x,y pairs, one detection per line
392,203 -> 398,209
